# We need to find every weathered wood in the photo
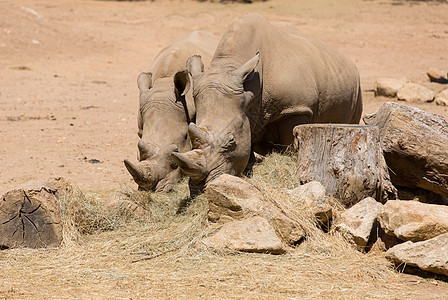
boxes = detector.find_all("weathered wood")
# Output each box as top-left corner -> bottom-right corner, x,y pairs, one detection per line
0,184 -> 63,249
363,102 -> 448,198
293,124 -> 396,208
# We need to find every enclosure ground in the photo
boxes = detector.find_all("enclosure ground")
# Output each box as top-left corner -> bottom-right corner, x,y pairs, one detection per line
1,0 -> 448,298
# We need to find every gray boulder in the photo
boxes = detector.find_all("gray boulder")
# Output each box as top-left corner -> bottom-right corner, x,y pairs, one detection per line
104,192 -> 151,220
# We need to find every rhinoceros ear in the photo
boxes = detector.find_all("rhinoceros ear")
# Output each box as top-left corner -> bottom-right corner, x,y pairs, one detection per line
137,72 -> 153,91
174,70 -> 191,97
234,52 -> 260,82
186,55 -> 204,79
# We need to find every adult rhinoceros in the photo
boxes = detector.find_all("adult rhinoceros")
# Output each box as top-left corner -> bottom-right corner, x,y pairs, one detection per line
171,14 -> 362,196
124,31 -> 219,192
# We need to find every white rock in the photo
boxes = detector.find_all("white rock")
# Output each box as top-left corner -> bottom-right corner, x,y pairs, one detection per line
426,68 -> 448,83
200,216 -> 287,254
378,200 -> 448,242
334,197 -> 383,251
386,232 -> 448,276
397,83 -> 434,102
374,78 -> 406,97
435,88 -> 448,106
288,181 -> 332,223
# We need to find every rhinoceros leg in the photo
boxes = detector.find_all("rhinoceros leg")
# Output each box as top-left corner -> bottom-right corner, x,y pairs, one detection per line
349,85 -> 363,124
261,115 -> 311,151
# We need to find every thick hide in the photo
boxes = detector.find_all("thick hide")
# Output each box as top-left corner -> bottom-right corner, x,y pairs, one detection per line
172,14 -> 362,195
124,31 -> 219,192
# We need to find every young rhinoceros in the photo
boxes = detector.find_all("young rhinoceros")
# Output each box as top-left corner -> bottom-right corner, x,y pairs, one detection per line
124,31 -> 219,192
171,14 -> 363,196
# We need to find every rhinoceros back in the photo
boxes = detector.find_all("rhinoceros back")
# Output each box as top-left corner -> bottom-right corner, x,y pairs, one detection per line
149,31 -> 219,81
210,13 -> 362,126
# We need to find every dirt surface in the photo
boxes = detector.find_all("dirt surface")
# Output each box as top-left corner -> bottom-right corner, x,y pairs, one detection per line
1,0 -> 448,194
1,2 -> 448,297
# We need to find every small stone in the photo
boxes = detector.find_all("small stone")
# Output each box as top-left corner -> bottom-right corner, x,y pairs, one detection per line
386,232 -> 448,277
426,68 -> 448,84
374,78 -> 406,97
435,89 -> 448,106
397,83 -> 435,102
334,197 -> 383,251
287,181 -> 332,224
200,216 -> 287,254
378,200 -> 448,242
370,226 -> 403,252
104,192 -> 150,220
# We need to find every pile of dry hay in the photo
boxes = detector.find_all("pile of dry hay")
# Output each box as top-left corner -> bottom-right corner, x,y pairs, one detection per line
1,152 -> 439,298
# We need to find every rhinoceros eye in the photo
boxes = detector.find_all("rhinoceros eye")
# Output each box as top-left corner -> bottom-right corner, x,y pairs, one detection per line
220,133 -> 237,153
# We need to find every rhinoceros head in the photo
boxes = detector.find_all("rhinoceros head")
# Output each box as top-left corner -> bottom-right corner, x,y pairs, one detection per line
124,141 -> 180,192
171,54 -> 260,194
124,71 -> 192,192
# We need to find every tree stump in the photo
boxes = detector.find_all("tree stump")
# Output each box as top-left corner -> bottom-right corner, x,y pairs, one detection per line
363,102 -> 448,198
0,183 -> 63,249
293,124 -> 397,208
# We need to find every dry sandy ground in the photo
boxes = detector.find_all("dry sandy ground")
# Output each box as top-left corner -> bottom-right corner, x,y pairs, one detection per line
1,0 -> 448,194
1,0 -> 448,298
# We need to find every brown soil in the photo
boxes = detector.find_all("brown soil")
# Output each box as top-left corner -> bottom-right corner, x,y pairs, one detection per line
0,0 -> 448,192
1,0 -> 448,298
1,0 -> 448,194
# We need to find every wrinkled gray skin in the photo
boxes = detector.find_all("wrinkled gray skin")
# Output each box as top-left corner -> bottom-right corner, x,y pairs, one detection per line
171,14 -> 363,196
124,31 -> 219,192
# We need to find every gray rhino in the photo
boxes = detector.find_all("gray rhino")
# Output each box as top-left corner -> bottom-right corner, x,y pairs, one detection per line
171,14 -> 362,196
124,31 -> 219,192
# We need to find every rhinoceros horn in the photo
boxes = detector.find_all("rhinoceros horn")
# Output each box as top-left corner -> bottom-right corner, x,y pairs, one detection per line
124,159 -> 144,181
138,140 -> 157,161
188,123 -> 212,149
171,149 -> 206,177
